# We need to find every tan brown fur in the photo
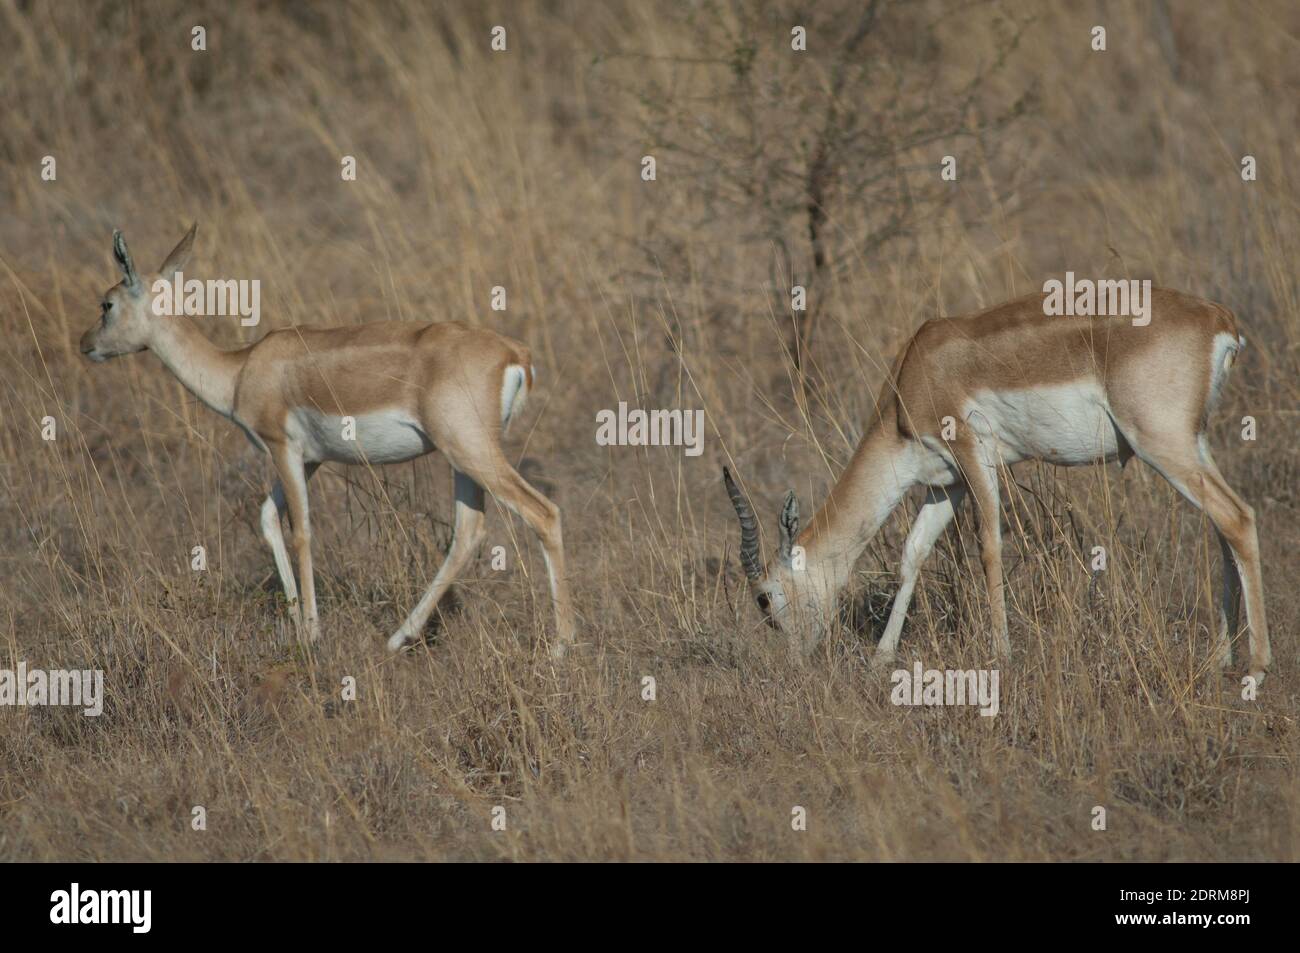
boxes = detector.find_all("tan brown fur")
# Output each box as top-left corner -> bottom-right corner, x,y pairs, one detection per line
888,288 -> 1236,441
81,226 -> 575,656
735,288 -> 1270,684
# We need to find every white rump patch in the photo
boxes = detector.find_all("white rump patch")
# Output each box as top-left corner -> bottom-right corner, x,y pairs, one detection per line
1208,332 -> 1240,411
501,364 -> 529,431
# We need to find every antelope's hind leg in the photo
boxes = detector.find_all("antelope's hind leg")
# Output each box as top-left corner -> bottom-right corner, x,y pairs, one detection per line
1116,426 -> 1270,685
1214,530 -> 1241,670
419,377 -> 577,659
388,468 -> 487,652
458,453 -> 576,659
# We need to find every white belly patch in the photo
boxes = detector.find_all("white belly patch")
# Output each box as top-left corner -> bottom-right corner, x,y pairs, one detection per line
965,381 -> 1120,466
287,407 -> 434,464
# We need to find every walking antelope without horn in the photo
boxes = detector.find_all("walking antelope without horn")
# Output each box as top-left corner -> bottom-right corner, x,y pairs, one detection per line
724,289 -> 1271,685
81,225 -> 576,656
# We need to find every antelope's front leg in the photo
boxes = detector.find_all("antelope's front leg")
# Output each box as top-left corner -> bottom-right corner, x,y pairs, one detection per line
874,485 -> 966,669
259,464 -> 320,633
962,450 -> 1010,658
274,448 -> 320,643
259,481 -> 301,625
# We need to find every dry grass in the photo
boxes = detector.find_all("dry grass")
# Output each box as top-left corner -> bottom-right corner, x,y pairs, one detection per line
0,0 -> 1296,861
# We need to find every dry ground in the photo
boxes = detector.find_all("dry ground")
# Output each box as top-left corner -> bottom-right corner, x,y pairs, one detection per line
0,1 -> 1296,861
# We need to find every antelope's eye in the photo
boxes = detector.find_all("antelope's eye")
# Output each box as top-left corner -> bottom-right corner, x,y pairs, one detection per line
101,301 -> 111,315
756,592 -> 771,613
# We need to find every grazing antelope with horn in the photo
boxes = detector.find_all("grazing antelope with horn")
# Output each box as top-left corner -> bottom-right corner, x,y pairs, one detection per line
725,288 -> 1271,684
80,225 -> 576,656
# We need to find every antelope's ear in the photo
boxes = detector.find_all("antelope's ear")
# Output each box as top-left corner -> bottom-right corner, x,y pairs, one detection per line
112,230 -> 139,289
777,490 -> 799,561
159,222 -> 197,277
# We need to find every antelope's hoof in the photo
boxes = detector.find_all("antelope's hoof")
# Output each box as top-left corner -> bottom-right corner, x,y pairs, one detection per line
549,640 -> 571,661
387,631 -> 414,653
871,649 -> 896,673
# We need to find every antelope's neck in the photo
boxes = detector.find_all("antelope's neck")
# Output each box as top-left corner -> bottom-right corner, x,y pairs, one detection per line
148,317 -> 244,419
801,425 -> 915,596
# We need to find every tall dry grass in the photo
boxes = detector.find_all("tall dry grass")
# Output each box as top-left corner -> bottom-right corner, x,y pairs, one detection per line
0,0 -> 1296,860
